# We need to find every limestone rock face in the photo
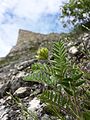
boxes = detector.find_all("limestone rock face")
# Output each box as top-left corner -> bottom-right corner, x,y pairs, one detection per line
8,29 -> 60,62
0,29 -> 60,67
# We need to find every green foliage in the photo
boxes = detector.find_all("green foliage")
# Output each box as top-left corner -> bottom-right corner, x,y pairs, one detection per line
39,90 -> 66,119
52,41 -> 68,79
35,47 -> 48,60
25,42 -> 68,86
61,0 -> 90,27
24,41 -> 89,120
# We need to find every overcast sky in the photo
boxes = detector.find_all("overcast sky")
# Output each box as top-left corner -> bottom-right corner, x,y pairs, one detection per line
0,0 -> 69,57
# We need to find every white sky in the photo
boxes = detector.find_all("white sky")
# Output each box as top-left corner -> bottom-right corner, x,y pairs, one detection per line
0,0 -> 69,57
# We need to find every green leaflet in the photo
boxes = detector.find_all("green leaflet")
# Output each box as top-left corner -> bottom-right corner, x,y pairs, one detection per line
75,80 -> 85,87
52,41 -> 68,79
83,111 -> 90,120
64,87 -> 73,96
39,90 -> 61,107
24,70 -> 49,84
73,73 -> 83,81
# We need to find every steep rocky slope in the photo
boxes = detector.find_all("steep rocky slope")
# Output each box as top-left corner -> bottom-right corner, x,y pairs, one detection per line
0,29 -> 60,65
0,29 -> 62,120
0,30 -> 90,120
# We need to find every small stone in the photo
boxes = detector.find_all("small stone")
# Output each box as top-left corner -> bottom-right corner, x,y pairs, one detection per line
16,71 -> 25,78
84,33 -> 89,38
67,42 -> 73,47
6,96 -> 12,101
28,97 -> 40,112
69,46 -> 78,55
82,62 -> 90,73
14,87 -> 30,98
0,98 -> 6,104
16,59 -> 37,71
14,87 -> 27,94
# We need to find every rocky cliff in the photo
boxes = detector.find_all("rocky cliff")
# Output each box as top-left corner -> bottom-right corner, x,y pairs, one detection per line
0,30 -> 90,120
3,29 -> 60,64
